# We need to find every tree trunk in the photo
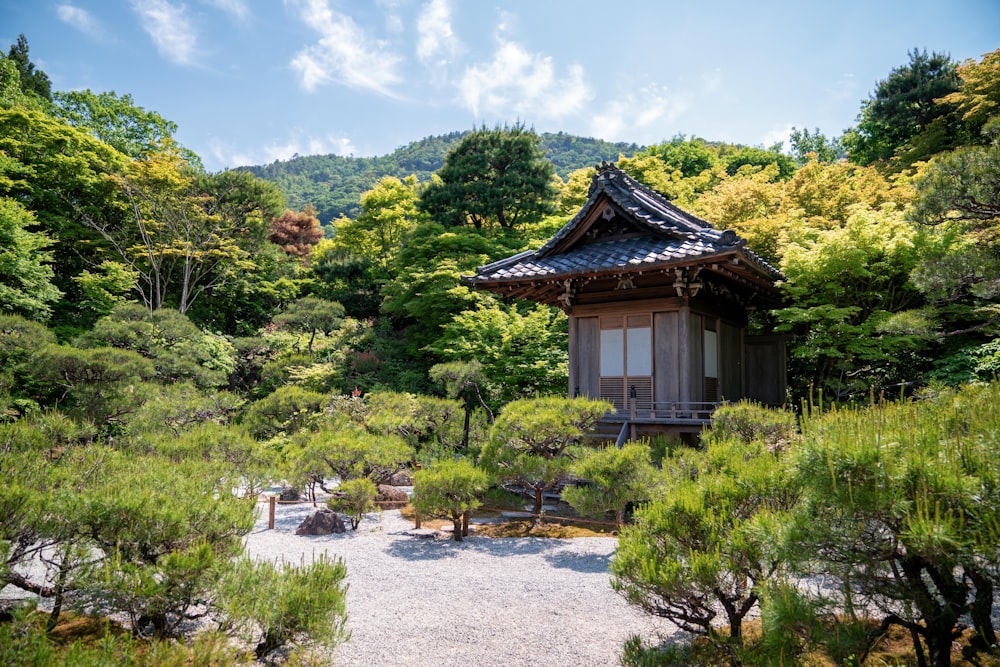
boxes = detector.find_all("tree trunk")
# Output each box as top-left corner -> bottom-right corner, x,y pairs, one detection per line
451,511 -> 463,542
45,550 -> 71,632
256,629 -> 282,660
462,511 -> 470,537
926,625 -> 954,667
967,567 -> 997,649
910,625 -> 928,667
531,488 -> 545,527
461,399 -> 471,449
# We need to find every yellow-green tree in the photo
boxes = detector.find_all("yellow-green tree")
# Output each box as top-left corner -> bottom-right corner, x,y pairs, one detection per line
332,175 -> 425,272
85,143 -> 284,315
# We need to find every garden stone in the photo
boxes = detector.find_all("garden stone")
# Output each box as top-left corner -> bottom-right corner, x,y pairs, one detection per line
295,509 -> 346,535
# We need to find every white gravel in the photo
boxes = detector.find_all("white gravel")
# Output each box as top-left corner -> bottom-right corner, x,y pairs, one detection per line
244,501 -> 679,667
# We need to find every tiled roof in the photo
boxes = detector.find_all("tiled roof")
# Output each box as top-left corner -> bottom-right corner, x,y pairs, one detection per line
469,164 -> 782,285
477,236 -> 726,281
537,163 -> 717,255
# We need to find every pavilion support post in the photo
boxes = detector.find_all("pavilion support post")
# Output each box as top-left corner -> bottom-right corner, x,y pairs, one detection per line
678,300 -> 691,404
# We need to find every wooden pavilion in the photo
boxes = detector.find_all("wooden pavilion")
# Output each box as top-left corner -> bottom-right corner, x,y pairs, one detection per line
465,164 -> 787,442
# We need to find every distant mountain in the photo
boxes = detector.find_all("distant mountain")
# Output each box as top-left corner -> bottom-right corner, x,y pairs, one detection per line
241,131 -> 640,223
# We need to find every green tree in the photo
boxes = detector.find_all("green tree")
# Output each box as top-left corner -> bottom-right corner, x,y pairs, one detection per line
0,196 -> 61,319
844,49 -> 962,169
788,384 -> 1000,667
556,166 -> 595,215
480,396 -> 609,526
328,477 -> 377,530
0,440 -> 256,638
419,124 -> 557,230
775,205 -> 926,401
241,385 -> 327,440
429,303 -> 569,405
789,127 -> 843,164
5,35 -> 50,101
429,360 -> 495,450
0,107 -> 129,332
287,416 -> 412,487
911,129 -> 1000,232
272,296 -> 345,352
364,390 -> 465,456
32,344 -> 156,430
692,165 -> 786,264
72,260 -> 140,318
723,145 -> 796,180
0,57 -> 46,110
611,420 -> 797,651
644,135 -> 719,178
0,313 -> 56,400
562,443 -> 658,529
52,89 -> 195,164
412,458 -> 490,541
76,304 -> 237,389
332,175 -> 425,272
309,240 -> 381,319
380,220 -> 506,364
77,453 -> 255,639
85,145 -> 285,315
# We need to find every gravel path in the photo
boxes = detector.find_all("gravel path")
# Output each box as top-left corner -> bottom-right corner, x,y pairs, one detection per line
245,502 -> 679,667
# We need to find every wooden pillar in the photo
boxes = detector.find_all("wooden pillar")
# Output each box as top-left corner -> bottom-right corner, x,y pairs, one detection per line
567,315 -> 578,397
677,299 -> 691,404
268,496 -> 276,530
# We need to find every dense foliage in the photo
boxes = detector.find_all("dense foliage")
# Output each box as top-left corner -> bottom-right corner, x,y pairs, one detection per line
616,388 -> 1000,667
3,34 -> 1000,665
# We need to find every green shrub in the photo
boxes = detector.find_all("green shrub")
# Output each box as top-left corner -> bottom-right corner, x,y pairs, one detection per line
707,400 -> 797,449
328,477 -> 377,529
216,554 -> 348,660
412,458 -> 490,541
562,443 -> 659,528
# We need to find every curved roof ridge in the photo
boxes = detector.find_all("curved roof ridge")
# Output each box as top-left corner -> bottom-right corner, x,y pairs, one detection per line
596,163 -> 716,232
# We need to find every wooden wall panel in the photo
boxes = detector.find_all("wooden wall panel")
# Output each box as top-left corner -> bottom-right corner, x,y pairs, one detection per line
653,311 -> 679,404
744,335 -> 788,406
720,321 -> 742,401
575,316 -> 600,398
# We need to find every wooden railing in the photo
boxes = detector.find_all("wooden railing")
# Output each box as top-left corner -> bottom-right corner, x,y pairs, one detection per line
636,401 -> 722,420
599,399 -> 723,421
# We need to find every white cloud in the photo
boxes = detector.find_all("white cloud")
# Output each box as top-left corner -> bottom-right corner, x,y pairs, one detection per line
760,123 -> 795,151
130,0 -> 198,66
417,0 -> 461,69
56,4 -> 104,39
289,0 -> 401,96
589,84 -> 687,143
208,132 -> 358,169
204,0 -> 250,21
207,138 -> 257,169
458,40 -> 593,120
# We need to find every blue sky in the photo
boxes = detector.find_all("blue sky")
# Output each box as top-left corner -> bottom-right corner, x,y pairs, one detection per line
3,0 -> 998,172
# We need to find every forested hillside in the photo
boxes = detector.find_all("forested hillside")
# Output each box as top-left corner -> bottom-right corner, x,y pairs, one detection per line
241,130 -> 640,223
2,33 -> 1000,666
